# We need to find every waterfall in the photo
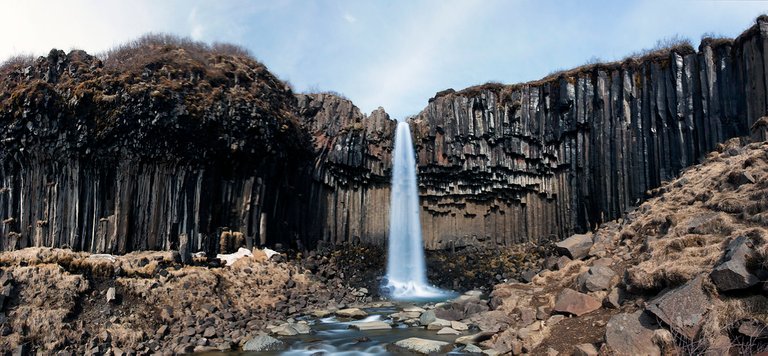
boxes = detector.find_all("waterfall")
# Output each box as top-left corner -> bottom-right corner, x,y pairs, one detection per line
384,121 -> 452,300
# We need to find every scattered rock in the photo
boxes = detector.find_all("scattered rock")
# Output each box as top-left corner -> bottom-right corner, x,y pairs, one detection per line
464,344 -> 483,354
603,287 -> 622,309
455,331 -> 495,345
729,170 -> 755,186
552,288 -> 601,316
243,335 -> 286,352
312,309 -> 331,318
427,318 -> 452,330
546,347 -> 559,356
336,308 -> 368,319
388,337 -> 451,355
465,310 -> 514,333
520,270 -> 537,283
605,311 -> 661,356
536,306 -> 550,320
351,321 -> 391,331
738,319 -> 768,339
573,343 -> 599,356
203,326 -> 216,338
646,275 -> 712,340
556,256 -> 572,270
555,234 -> 593,260
106,287 -> 117,303
576,266 -> 617,292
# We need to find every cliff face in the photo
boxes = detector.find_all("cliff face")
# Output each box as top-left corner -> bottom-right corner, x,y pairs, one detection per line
407,19 -> 768,249
295,93 -> 396,245
2,19 -> 768,254
295,17 -> 768,249
0,43 -> 311,254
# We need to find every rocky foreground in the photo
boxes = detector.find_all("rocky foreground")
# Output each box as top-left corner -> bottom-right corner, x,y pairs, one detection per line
0,137 -> 766,355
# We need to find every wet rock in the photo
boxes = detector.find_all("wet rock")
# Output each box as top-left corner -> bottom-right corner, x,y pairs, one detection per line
389,337 -> 451,355
311,309 -> 331,318
419,310 -> 436,326
605,311 -> 660,356
710,236 -> 759,291
350,321 -> 391,331
552,288 -> 601,316
576,266 -> 617,292
269,324 -> 298,336
437,327 -> 461,335
646,275 -> 712,340
555,234 -> 593,260
336,308 -> 367,319
243,335 -> 286,352
455,331 -> 495,346
464,344 -> 483,354
427,318 -> 452,330
573,343 -> 599,356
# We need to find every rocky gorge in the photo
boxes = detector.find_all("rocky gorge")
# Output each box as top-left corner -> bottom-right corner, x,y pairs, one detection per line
0,12 -> 768,356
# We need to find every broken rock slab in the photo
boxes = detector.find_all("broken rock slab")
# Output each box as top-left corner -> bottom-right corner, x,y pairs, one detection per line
710,236 -> 759,291
646,275 -> 712,340
605,311 -> 661,356
577,266 -> 617,292
555,234 -> 593,260
351,321 -> 391,331
553,288 -> 601,316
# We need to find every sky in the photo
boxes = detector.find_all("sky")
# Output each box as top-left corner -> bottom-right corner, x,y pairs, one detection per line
1,1 -> 766,119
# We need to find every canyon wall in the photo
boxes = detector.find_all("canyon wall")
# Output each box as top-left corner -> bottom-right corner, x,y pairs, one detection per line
303,17 -> 768,249
2,18 -> 768,254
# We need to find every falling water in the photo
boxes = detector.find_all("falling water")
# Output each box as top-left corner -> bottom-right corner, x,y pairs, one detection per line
384,121 -> 453,300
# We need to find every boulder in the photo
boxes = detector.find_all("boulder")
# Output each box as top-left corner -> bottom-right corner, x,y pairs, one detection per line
336,308 -> 368,319
389,337 -> 451,355
710,236 -> 759,291
243,335 -> 285,352
269,324 -> 298,336
419,310 -> 436,326
605,311 -> 661,356
552,288 -> 601,316
455,331 -> 495,346
312,309 -> 331,318
427,318 -> 452,330
351,321 -> 391,331
464,344 -> 483,354
577,266 -> 617,292
555,234 -> 593,260
646,275 -> 712,340
738,319 -> 768,339
556,256 -> 572,270
573,343 -> 599,356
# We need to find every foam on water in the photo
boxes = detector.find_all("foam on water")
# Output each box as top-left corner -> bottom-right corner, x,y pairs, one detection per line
383,122 -> 454,301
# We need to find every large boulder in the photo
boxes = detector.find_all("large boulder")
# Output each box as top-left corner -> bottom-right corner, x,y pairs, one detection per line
604,311 -> 661,356
646,275 -> 712,340
464,311 -> 515,333
576,266 -> 617,292
243,335 -> 286,352
709,236 -> 759,291
553,288 -> 601,316
388,337 -> 451,355
555,234 -> 593,260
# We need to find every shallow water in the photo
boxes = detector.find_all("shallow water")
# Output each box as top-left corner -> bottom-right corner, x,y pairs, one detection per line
228,306 -> 472,355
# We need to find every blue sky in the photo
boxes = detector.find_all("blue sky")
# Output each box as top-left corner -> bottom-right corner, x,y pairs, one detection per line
1,1 -> 766,118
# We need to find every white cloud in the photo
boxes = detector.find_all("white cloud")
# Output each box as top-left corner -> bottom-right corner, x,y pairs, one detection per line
343,12 -> 357,23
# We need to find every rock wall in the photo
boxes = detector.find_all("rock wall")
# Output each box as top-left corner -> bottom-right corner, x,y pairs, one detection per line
0,47 -> 311,254
296,17 -> 768,250
295,94 -> 396,245
406,18 -> 768,248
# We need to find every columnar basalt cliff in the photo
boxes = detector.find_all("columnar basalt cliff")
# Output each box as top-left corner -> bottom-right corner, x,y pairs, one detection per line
2,19 -> 768,254
0,41 -> 312,254
295,93 -> 396,245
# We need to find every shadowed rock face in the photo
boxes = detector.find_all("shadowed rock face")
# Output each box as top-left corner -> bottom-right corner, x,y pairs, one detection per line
3,18 -> 768,254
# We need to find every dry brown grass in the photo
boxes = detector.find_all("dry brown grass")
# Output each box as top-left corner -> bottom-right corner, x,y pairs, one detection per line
623,139 -> 768,292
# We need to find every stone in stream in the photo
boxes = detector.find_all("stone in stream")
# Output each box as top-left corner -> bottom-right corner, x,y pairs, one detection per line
464,344 -> 483,353
451,320 -> 469,331
388,337 -> 451,355
419,310 -> 436,326
436,327 -> 461,335
243,335 -> 286,352
311,309 -> 332,318
335,308 -> 368,319
350,321 -> 391,331
427,318 -> 452,330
